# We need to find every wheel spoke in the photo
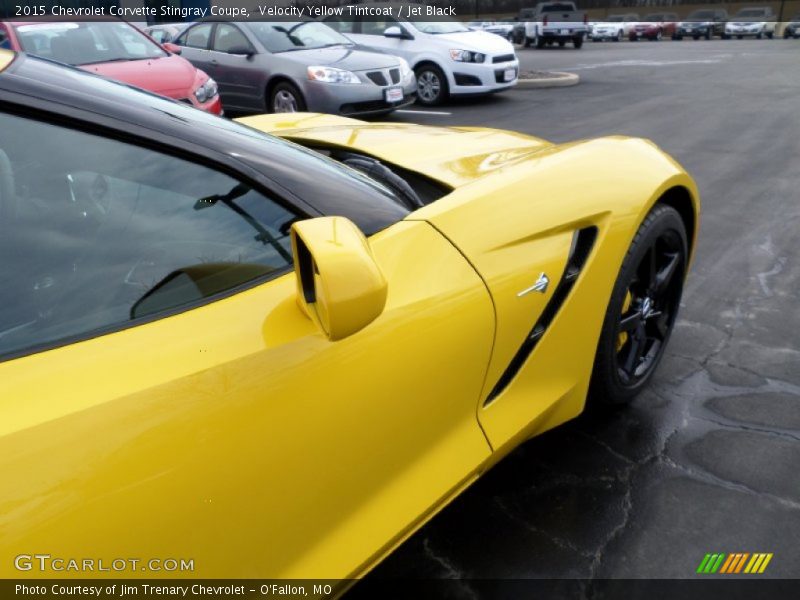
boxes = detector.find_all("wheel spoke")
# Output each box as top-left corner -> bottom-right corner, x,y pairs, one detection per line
653,312 -> 670,338
619,310 -> 642,332
654,251 -> 680,295
623,324 -> 647,375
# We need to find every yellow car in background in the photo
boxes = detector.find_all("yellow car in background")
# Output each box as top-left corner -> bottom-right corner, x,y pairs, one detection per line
0,50 -> 698,582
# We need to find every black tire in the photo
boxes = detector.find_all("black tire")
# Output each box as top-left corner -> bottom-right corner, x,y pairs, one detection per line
784,30 -> 791,39
673,34 -> 682,40
614,30 -> 623,42
705,27 -> 712,40
558,40 -> 566,47
536,37 -> 546,49
756,31 -> 763,39
692,34 -> 700,40
269,81 -> 306,113
589,205 -> 688,406
592,37 -> 601,42
766,31 -> 773,39
738,35 -> 743,39
523,36 -> 532,47
414,64 -> 448,106
573,36 -> 583,49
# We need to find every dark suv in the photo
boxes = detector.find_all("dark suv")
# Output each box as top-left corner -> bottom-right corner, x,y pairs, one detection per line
675,9 -> 729,40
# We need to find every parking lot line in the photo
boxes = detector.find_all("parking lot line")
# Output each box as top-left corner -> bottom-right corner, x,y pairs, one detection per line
396,109 -> 452,116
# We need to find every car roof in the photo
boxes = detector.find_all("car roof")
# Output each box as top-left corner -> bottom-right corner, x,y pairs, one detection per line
0,52 -> 407,233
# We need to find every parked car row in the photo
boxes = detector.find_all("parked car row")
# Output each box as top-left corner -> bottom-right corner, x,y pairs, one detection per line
587,7 -> 790,43
2,2 -> 520,116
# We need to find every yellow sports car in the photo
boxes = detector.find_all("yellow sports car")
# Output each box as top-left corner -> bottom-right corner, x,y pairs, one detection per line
0,50 -> 698,582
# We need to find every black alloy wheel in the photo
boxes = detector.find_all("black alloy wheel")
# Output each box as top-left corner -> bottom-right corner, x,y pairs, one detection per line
589,205 -> 688,405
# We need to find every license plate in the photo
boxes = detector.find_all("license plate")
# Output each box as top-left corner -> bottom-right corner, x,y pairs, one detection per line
503,68 -> 516,82
384,87 -> 403,103
560,28 -> 569,35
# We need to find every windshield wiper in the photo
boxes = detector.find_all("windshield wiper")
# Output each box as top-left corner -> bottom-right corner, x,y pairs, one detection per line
80,57 -> 146,65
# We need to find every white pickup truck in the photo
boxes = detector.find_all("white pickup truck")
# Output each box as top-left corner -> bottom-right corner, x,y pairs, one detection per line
517,2 -> 589,49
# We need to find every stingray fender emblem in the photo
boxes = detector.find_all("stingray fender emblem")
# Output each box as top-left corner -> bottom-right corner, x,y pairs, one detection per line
517,272 -> 550,297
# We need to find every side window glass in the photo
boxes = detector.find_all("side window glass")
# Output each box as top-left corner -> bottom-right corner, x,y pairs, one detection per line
0,111 -> 299,360
148,29 -> 166,44
361,19 -> 396,36
0,27 -> 9,50
325,18 -> 356,34
213,24 -> 252,53
180,23 -> 213,49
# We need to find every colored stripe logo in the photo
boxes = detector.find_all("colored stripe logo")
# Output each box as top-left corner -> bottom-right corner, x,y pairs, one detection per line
696,553 -> 773,574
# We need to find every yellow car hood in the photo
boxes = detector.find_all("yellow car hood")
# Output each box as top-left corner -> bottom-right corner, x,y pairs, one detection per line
236,113 -> 554,188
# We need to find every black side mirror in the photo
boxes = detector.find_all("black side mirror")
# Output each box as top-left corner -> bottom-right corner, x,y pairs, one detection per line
384,26 -> 412,40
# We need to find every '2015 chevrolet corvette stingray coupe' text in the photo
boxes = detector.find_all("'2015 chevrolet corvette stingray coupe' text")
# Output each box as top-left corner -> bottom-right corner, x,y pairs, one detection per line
0,49 -> 698,582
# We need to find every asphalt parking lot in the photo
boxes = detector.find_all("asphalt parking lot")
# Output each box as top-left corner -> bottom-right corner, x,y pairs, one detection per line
355,39 -> 800,587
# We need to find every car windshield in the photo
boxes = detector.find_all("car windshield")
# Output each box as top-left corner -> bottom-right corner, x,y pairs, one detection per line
607,16 -> 625,22
643,14 -> 665,21
410,21 -> 469,34
246,21 -> 352,53
542,4 -> 575,12
735,9 -> 766,17
13,21 -> 165,65
688,11 -> 715,19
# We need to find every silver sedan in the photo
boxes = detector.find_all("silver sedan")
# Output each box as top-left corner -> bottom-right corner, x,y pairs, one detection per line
174,21 -> 417,116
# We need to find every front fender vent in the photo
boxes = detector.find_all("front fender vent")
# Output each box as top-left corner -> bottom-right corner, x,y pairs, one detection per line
484,226 -> 598,406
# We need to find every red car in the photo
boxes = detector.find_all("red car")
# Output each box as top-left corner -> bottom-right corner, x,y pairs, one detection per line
0,19 -> 222,114
629,13 -> 679,41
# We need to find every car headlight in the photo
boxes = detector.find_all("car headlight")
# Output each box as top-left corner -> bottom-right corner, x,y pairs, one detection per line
307,66 -> 361,84
397,57 -> 412,80
194,78 -> 218,103
449,49 -> 485,63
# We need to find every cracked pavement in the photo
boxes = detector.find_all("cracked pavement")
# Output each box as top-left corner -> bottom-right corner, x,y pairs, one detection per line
352,40 -> 800,588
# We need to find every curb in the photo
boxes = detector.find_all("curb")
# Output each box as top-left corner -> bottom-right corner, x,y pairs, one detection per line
516,72 -> 580,88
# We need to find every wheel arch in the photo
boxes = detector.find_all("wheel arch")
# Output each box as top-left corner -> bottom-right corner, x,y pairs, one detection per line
265,75 -> 304,106
413,59 -> 452,93
655,185 -> 697,257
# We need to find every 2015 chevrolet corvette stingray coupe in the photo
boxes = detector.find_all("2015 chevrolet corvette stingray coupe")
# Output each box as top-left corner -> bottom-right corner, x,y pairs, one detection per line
0,49 -> 699,581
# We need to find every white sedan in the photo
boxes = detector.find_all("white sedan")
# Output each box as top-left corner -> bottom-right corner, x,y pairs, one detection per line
325,4 -> 519,106
725,7 -> 777,39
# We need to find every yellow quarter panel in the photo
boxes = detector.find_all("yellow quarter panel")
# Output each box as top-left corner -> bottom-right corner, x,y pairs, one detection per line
0,221 -> 494,579
412,137 -> 698,450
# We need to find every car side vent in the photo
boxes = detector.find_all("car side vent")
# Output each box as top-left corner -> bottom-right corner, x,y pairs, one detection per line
484,226 -> 598,406
389,68 -> 401,84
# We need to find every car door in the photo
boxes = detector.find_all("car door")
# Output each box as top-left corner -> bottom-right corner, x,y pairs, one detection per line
0,108 -> 494,578
208,23 -> 263,111
174,22 -> 214,74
